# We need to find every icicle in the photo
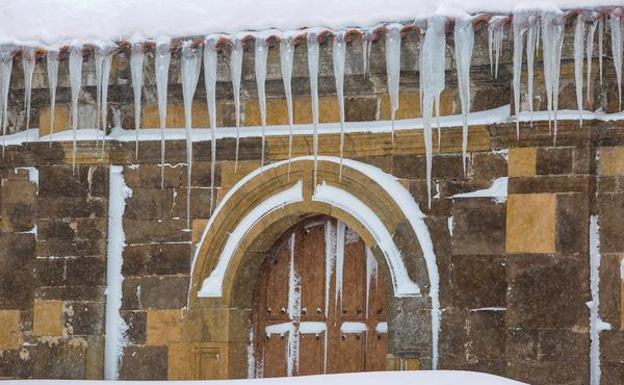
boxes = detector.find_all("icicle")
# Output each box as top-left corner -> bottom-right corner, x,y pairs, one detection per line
324,220 -> 336,319
98,46 -> 114,158
512,14 -> 526,139
21,48 -> 35,143
230,38 -> 243,172
332,31 -> 346,178
0,46 -> 12,155
334,221 -> 345,311
361,30 -> 372,77
154,40 -> 171,189
454,17 -> 474,174
286,233 -> 300,377
586,18 -> 598,103
279,37 -> 295,177
489,17 -> 505,79
307,31 -> 320,186
526,17 -> 539,126
94,48 -> 104,145
420,16 -> 446,208
609,14 -> 623,111
130,43 -> 144,158
574,14 -> 586,124
385,24 -> 401,142
598,16 -> 604,86
255,37 -> 268,169
541,10 -> 565,141
488,27 -> 494,76
365,248 -> 378,319
46,50 -> 59,146
181,41 -> 202,229
69,46 -> 83,172
204,37 -> 218,215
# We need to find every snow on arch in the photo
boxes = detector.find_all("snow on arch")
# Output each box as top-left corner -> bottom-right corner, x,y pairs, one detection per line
191,155 -> 441,368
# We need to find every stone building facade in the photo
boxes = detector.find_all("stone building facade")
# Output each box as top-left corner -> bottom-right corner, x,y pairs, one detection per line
0,19 -> 622,385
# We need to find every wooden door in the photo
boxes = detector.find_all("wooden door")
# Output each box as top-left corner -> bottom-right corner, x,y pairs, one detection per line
250,216 -> 389,378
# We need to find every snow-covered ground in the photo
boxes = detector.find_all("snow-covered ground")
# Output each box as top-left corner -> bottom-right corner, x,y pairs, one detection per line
1,370 -> 528,385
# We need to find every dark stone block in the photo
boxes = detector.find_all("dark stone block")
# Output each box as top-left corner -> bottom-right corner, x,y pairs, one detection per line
123,218 -> 191,243
37,219 -> 76,240
119,346 -> 168,380
537,329 -> 587,363
438,308 -> 469,362
145,243 -> 192,275
450,255 -> 506,309
139,276 -> 190,309
470,151 -> 508,181
505,327 -> 538,361
599,254 -> 622,326
345,96 -> 377,122
34,286 -> 104,302
4,202 -> 35,232
125,187 -> 175,221
0,349 -> 33,378
506,255 -> 589,329
392,154 -> 465,180
598,194 -> 624,253
179,161 -> 222,188
30,338 -> 88,379
121,278 -> 142,310
0,234 -> 35,310
536,147 -> 573,175
508,175 -> 590,194
556,194 -> 589,255
388,297 -> 432,358
122,245 -> 149,277
36,197 -> 107,219
37,239 -> 106,258
123,164 -> 182,189
172,187 -> 213,220
121,310 -> 147,345
451,198 -> 505,256
65,301 -> 105,336
34,258 -> 66,287
467,310 -> 505,361
39,165 -> 89,198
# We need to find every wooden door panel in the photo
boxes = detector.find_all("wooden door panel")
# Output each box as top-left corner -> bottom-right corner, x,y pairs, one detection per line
336,332 -> 366,373
340,228 -> 366,321
265,238 -> 291,321
300,223 -> 326,320
263,334 -> 288,378
298,332 -> 325,375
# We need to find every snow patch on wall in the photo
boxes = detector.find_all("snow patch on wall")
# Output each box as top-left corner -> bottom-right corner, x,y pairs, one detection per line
451,177 -> 508,203
198,181 -> 304,297
104,165 -> 132,380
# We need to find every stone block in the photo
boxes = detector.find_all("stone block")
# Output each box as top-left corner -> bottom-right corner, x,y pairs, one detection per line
66,257 -> 106,286
293,96 -> 340,124
598,194 -> 624,253
30,337 -> 88,379
470,151 -> 508,181
344,96 -> 377,122
506,255 -> 588,329
0,310 -> 21,350
146,309 -> 183,346
119,345 -> 168,380
506,193 -> 556,254
556,194 -> 589,255
33,300 -> 64,337
599,146 -> 624,176
451,198 -> 506,256
139,276 -> 190,309
124,187 -> 175,221
244,98 -> 289,126
508,147 -> 536,177
121,310 -> 146,345
38,105 -> 70,138
192,219 -> 208,244
64,302 -> 104,336
466,310 -> 505,361
536,147 -> 573,175
450,256 -> 506,309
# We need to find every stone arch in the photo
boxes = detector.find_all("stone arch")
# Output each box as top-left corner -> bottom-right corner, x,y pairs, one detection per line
177,157 -> 439,379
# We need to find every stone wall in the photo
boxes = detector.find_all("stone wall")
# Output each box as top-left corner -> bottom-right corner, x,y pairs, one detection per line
0,21 -> 623,385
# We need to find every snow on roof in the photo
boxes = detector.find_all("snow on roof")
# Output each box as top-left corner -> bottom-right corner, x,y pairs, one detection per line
0,0 -> 621,47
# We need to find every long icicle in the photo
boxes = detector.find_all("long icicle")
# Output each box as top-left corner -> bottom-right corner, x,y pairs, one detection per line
609,14 -> 623,111
230,37 -> 243,172
99,46 -> 113,159
94,47 -> 104,147
255,36 -> 268,170
586,17 -> 598,104
46,50 -> 59,146
69,46 -> 83,172
526,16 -> 538,126
421,16 -> 446,210
599,15 -> 604,86
130,43 -> 145,158
512,13 -> 526,139
181,41 -> 202,229
542,10 -> 565,142
307,31 -> 320,187
385,24 -> 401,143
332,31 -> 346,179
574,14 -> 586,124
154,40 -> 171,189
454,16 -> 474,175
0,46 -> 13,156
204,36 -> 218,215
21,48 -> 35,143
279,36 -> 295,177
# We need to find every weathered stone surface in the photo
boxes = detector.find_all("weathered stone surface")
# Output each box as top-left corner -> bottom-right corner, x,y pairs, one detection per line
597,194 -> 624,253
506,194 -> 556,254
536,147 -> 573,175
599,146 -> 624,176
467,310 -> 505,361
119,346 -> 168,380
451,198 -> 506,256
122,310 -> 147,345
506,255 -> 588,329
556,194 -> 588,255
449,255 -> 506,309
470,151 -> 507,181
0,234 -> 36,310
508,147 -> 536,177
31,337 -> 89,379
64,302 -> 104,336
139,276 -> 190,309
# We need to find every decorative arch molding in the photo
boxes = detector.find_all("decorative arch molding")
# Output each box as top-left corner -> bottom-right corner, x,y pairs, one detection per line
184,156 -> 441,376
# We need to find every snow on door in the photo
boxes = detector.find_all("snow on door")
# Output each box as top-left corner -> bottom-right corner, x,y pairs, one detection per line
250,216 -> 389,378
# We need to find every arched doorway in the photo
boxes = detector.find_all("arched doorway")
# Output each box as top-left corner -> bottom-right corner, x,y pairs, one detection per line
250,215 -> 389,378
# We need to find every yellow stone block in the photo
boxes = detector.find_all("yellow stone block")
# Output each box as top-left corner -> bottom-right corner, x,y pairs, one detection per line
506,194 -> 556,254
245,99 -> 289,126
141,104 -> 178,129
147,309 -> 183,346
294,96 -> 340,124
38,105 -> 70,138
508,147 -> 537,177
599,147 -> 624,176
0,310 -> 21,350
33,300 -> 64,337
168,342 -> 195,379
220,160 -> 261,189
192,219 -> 208,244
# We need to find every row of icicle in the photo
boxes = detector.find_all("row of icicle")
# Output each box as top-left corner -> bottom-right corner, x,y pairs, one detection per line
0,9 -> 622,224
